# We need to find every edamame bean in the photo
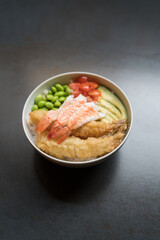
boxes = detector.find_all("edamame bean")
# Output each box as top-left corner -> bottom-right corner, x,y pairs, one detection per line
42,107 -> 48,111
59,97 -> 66,103
55,83 -> 64,91
52,107 -> 59,111
55,91 -> 65,97
63,85 -> 68,90
42,95 -> 46,100
32,104 -> 38,111
48,90 -> 53,95
51,86 -> 57,94
45,102 -> 54,109
63,92 -> 67,97
38,100 -> 46,108
51,95 -> 58,103
46,95 -> 54,101
35,94 -> 43,104
65,87 -> 72,96
54,101 -> 61,108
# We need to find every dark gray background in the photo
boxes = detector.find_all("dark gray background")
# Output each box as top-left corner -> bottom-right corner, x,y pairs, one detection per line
0,0 -> 160,239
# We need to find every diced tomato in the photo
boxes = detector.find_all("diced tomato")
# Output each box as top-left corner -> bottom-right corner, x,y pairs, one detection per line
71,76 -> 99,100
88,82 -> 98,90
76,76 -> 88,83
69,83 -> 80,91
88,89 -> 101,97
81,91 -> 88,97
79,83 -> 90,92
92,96 -> 99,102
72,90 -> 81,97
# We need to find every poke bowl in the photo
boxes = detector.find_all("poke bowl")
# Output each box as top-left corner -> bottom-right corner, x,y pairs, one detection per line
22,72 -> 133,168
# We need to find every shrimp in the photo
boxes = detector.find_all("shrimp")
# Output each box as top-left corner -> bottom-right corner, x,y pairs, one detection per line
50,102 -> 105,144
71,119 -> 128,139
35,110 -> 59,134
48,94 -> 87,139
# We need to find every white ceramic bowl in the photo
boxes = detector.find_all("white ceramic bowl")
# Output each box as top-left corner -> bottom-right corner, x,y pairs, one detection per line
22,72 -> 133,167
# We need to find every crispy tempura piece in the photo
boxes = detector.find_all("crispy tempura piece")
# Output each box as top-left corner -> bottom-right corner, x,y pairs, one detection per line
29,110 -> 47,125
71,119 -> 127,139
29,110 -> 128,160
36,126 -> 126,161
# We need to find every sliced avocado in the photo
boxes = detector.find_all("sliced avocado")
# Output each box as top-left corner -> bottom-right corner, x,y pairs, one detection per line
98,86 -> 128,119
99,98 -> 121,119
99,105 -> 119,121
101,117 -> 113,123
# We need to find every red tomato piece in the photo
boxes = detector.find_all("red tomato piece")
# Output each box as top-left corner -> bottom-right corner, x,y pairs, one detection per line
79,83 -> 90,92
88,89 -> 101,97
88,82 -> 98,90
92,96 -> 99,102
72,90 -> 81,97
69,83 -> 80,91
76,76 -> 88,83
81,91 -> 88,97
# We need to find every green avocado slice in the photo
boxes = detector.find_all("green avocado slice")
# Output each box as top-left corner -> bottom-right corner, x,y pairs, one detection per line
99,98 -> 121,119
98,105 -> 119,121
101,117 -> 113,123
98,86 -> 128,119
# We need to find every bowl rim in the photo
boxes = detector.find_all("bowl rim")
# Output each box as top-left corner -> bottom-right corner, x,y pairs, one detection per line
22,71 -> 133,166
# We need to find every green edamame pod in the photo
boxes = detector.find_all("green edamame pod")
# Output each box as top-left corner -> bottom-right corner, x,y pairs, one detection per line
59,97 -> 66,103
54,101 -> 61,108
51,86 -> 57,94
42,107 -> 48,111
51,95 -> 58,103
48,90 -> 53,95
35,94 -> 43,104
32,104 -> 38,111
65,87 -> 72,96
38,100 -> 46,108
52,107 -> 59,111
45,102 -> 54,109
55,83 -> 64,91
55,91 -> 65,97
42,95 -> 46,101
46,95 -> 54,101
63,85 -> 68,90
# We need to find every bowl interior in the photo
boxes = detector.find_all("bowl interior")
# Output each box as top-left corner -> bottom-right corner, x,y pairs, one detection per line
22,72 -> 132,167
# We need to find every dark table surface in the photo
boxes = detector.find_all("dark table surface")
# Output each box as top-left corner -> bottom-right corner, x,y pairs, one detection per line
0,0 -> 160,239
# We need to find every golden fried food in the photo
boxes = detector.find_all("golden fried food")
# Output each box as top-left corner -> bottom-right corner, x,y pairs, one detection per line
29,110 -> 127,139
29,110 -> 47,126
71,119 -> 127,139
36,128 -> 126,161
30,110 -> 127,161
